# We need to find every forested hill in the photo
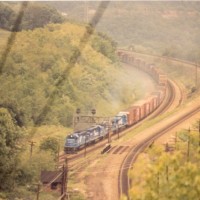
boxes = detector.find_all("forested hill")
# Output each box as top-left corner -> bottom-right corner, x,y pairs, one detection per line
0,2 -> 64,31
0,22 -> 136,127
46,1 -> 200,62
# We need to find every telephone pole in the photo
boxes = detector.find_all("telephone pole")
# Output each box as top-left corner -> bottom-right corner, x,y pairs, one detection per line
195,63 -> 198,89
198,120 -> 200,153
29,141 -> 36,159
56,142 -> 60,169
187,127 -> 191,162
61,158 -> 68,200
108,125 -> 112,144
84,138 -> 87,157
36,182 -> 41,200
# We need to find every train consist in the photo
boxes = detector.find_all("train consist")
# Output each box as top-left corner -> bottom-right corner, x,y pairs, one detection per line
64,50 -> 168,153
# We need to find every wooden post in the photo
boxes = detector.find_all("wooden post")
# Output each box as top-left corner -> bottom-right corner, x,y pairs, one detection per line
57,142 -> 60,169
157,172 -> 160,196
29,141 -> 36,159
175,132 -> 177,150
36,183 -> 41,200
84,138 -> 87,157
65,158 -> 68,200
166,165 -> 169,182
187,127 -> 191,162
61,163 -> 67,200
195,63 -> 198,89
117,124 -> 119,139
198,120 -> 200,153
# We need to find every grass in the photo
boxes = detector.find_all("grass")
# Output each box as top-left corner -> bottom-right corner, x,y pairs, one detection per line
126,50 -> 200,95
0,28 -> 10,47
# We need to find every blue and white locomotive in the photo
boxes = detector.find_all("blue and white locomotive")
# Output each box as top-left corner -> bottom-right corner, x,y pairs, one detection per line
112,112 -> 129,132
64,124 -> 108,152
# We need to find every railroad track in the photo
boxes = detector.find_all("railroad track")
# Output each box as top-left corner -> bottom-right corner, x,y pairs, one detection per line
118,48 -> 197,67
63,50 -> 185,200
119,100 -> 200,200
61,76 -> 180,165
148,79 -> 176,119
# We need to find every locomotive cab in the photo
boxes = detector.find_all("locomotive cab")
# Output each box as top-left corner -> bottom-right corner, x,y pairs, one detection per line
112,112 -> 129,132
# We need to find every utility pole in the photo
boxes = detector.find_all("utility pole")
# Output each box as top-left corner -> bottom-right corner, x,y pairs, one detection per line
61,159 -> 68,200
36,182 -> 41,200
195,63 -> 198,89
198,120 -> 200,153
29,141 -> 36,159
84,138 -> 87,157
165,142 -> 169,152
108,125 -> 112,144
175,132 -> 178,151
157,172 -> 160,196
187,127 -> 191,162
117,124 -> 119,139
65,158 -> 68,200
57,141 -> 60,169
166,165 -> 169,183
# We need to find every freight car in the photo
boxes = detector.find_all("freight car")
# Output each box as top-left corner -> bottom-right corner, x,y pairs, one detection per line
64,50 -> 168,153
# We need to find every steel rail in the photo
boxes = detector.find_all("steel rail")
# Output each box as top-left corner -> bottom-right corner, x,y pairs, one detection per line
65,67 -> 180,163
119,100 -> 200,200
117,48 -> 197,67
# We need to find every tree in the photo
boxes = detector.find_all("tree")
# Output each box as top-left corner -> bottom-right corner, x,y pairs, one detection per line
21,3 -> 64,30
0,108 -> 24,191
39,137 -> 59,155
0,2 -> 16,30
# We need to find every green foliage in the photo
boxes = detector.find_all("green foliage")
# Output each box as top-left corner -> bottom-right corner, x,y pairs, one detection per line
0,108 -> 24,191
39,137 -> 59,155
128,119 -> 200,200
21,3 -> 64,30
47,1 -> 200,62
91,32 -> 117,62
0,22 -> 139,127
0,3 -> 15,30
0,2 -> 64,31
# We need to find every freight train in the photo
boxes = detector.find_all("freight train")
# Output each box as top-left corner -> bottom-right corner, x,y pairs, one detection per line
64,50 -> 168,153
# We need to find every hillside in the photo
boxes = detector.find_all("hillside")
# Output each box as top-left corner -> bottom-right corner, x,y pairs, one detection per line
0,2 -> 64,31
0,18 -> 158,200
46,1 -> 200,62
0,22 -> 150,128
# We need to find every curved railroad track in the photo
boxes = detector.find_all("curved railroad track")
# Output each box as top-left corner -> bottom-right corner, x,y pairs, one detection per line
119,98 -> 200,200
63,73 -> 181,165
118,48 -> 197,67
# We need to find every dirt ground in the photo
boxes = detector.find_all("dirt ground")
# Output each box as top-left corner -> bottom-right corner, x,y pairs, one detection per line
82,96 -> 200,200
68,62 -> 199,200
70,63 -> 158,200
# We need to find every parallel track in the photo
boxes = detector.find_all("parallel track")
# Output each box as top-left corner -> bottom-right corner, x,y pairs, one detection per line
66,78 -> 177,163
149,79 -> 176,119
64,50 -> 185,166
118,49 -> 197,67
119,96 -> 200,200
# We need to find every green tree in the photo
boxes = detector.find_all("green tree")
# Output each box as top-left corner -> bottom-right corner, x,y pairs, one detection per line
39,137 -> 59,155
21,3 -> 64,30
0,2 -> 16,30
0,108 -> 24,191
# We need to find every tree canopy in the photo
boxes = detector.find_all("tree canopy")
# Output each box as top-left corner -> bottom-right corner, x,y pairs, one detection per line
47,1 -> 200,62
0,108 -> 24,191
0,2 -> 64,31
0,22 -> 136,127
